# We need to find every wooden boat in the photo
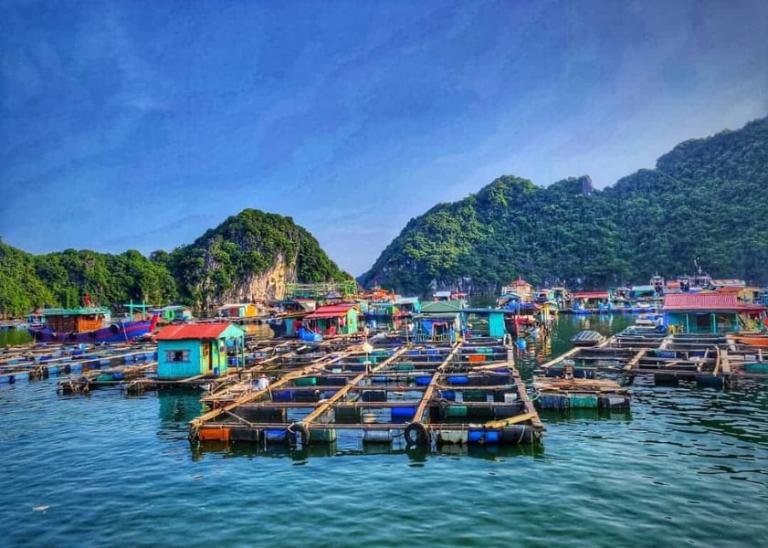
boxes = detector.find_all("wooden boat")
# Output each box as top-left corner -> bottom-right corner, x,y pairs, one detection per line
29,307 -> 158,344
571,330 -> 605,347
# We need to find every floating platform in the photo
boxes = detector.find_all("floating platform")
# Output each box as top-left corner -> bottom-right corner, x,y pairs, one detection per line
189,340 -> 543,448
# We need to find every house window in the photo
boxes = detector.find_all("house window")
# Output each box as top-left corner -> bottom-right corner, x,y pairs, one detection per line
166,350 -> 190,363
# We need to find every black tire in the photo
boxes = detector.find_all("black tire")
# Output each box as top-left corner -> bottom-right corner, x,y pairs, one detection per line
292,423 -> 310,446
404,422 -> 428,446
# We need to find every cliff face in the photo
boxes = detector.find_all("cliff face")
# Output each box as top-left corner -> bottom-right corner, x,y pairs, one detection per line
220,252 -> 297,304
169,209 -> 350,312
360,116 -> 768,294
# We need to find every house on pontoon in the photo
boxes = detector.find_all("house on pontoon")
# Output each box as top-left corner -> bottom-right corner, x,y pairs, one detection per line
151,305 -> 193,323
501,278 -> 533,302
394,296 -> 421,315
461,308 -> 507,339
302,303 -> 359,336
217,303 -> 260,319
569,291 -> 610,312
156,323 -> 245,379
663,293 -> 766,334
412,301 -> 462,343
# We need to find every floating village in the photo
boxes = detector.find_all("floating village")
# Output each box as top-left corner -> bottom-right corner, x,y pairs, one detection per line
2,273 -> 767,453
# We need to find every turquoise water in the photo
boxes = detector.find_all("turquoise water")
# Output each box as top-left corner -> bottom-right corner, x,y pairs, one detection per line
1,315 -> 767,546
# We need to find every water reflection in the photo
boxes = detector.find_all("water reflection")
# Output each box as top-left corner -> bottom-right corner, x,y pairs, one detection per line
191,438 -> 545,462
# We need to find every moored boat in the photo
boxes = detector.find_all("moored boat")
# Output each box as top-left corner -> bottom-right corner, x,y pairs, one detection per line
28,307 -> 158,343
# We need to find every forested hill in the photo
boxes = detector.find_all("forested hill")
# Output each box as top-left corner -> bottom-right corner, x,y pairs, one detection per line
360,116 -> 768,294
0,209 -> 350,316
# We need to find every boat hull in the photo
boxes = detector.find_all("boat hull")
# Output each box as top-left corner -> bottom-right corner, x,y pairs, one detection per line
30,317 -> 157,344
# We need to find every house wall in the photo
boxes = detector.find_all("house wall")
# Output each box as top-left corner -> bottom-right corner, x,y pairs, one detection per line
344,310 -> 358,334
488,313 -> 506,337
158,340 -> 202,379
666,312 -> 739,334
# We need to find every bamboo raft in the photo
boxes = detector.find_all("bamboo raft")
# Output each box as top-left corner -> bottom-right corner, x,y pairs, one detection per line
189,340 -> 544,448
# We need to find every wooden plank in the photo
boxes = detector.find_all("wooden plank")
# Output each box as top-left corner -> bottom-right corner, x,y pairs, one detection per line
484,412 -> 537,429
720,349 -> 731,375
410,343 -> 461,425
189,350 -> 353,431
539,346 -> 580,370
299,346 -> 409,427
623,348 -> 648,372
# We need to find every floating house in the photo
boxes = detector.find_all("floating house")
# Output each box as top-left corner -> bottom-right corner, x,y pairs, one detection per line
432,290 -> 466,302
217,303 -> 260,319
152,305 -> 193,323
156,323 -> 245,379
629,285 -> 657,301
302,303 -> 359,336
501,278 -> 533,302
663,293 -> 766,334
413,301 -> 462,342
461,308 -> 506,338
394,296 -> 421,315
570,291 -> 610,312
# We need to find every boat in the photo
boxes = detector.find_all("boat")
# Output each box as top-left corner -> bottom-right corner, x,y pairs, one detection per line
570,330 -> 606,347
28,307 -> 158,344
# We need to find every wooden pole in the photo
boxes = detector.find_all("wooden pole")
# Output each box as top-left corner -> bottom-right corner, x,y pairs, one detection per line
298,346 -> 408,427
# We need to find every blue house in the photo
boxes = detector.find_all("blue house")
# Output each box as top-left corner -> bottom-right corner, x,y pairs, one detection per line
156,323 -> 245,379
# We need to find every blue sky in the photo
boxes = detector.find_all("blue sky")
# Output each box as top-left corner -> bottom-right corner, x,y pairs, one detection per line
1,0 -> 766,275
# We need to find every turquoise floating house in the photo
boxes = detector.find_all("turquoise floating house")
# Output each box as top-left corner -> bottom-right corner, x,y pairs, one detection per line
663,293 -> 766,334
151,305 -> 193,323
156,323 -> 245,379
461,308 -> 507,338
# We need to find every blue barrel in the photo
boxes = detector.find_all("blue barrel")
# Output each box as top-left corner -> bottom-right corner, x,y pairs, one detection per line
447,375 -> 469,385
485,430 -> 500,443
112,372 -> 125,381
415,375 -> 432,386
70,364 -> 83,372
468,430 -> 483,443
272,390 -> 293,402
391,406 -> 415,421
265,429 -> 287,442
438,390 -> 456,401
48,366 -> 60,376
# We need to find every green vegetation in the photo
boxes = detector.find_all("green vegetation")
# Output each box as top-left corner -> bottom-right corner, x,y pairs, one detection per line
0,328 -> 33,347
361,117 -> 768,293
0,210 -> 349,317
168,209 -> 350,311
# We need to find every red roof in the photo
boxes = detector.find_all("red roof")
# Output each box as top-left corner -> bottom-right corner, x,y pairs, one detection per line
572,291 -> 609,299
663,293 -> 765,312
156,323 -> 233,340
304,303 -> 357,320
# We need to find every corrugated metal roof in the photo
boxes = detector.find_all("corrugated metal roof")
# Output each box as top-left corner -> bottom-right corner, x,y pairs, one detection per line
156,323 -> 234,340
304,304 -> 357,320
663,293 -> 758,311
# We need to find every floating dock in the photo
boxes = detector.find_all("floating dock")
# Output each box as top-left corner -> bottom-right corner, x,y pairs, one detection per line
189,339 -> 543,448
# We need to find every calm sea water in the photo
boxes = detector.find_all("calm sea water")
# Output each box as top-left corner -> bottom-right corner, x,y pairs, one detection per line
1,315 -> 767,547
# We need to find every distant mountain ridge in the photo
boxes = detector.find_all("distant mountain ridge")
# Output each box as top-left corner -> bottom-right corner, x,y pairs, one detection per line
360,116 -> 768,294
0,209 -> 350,316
